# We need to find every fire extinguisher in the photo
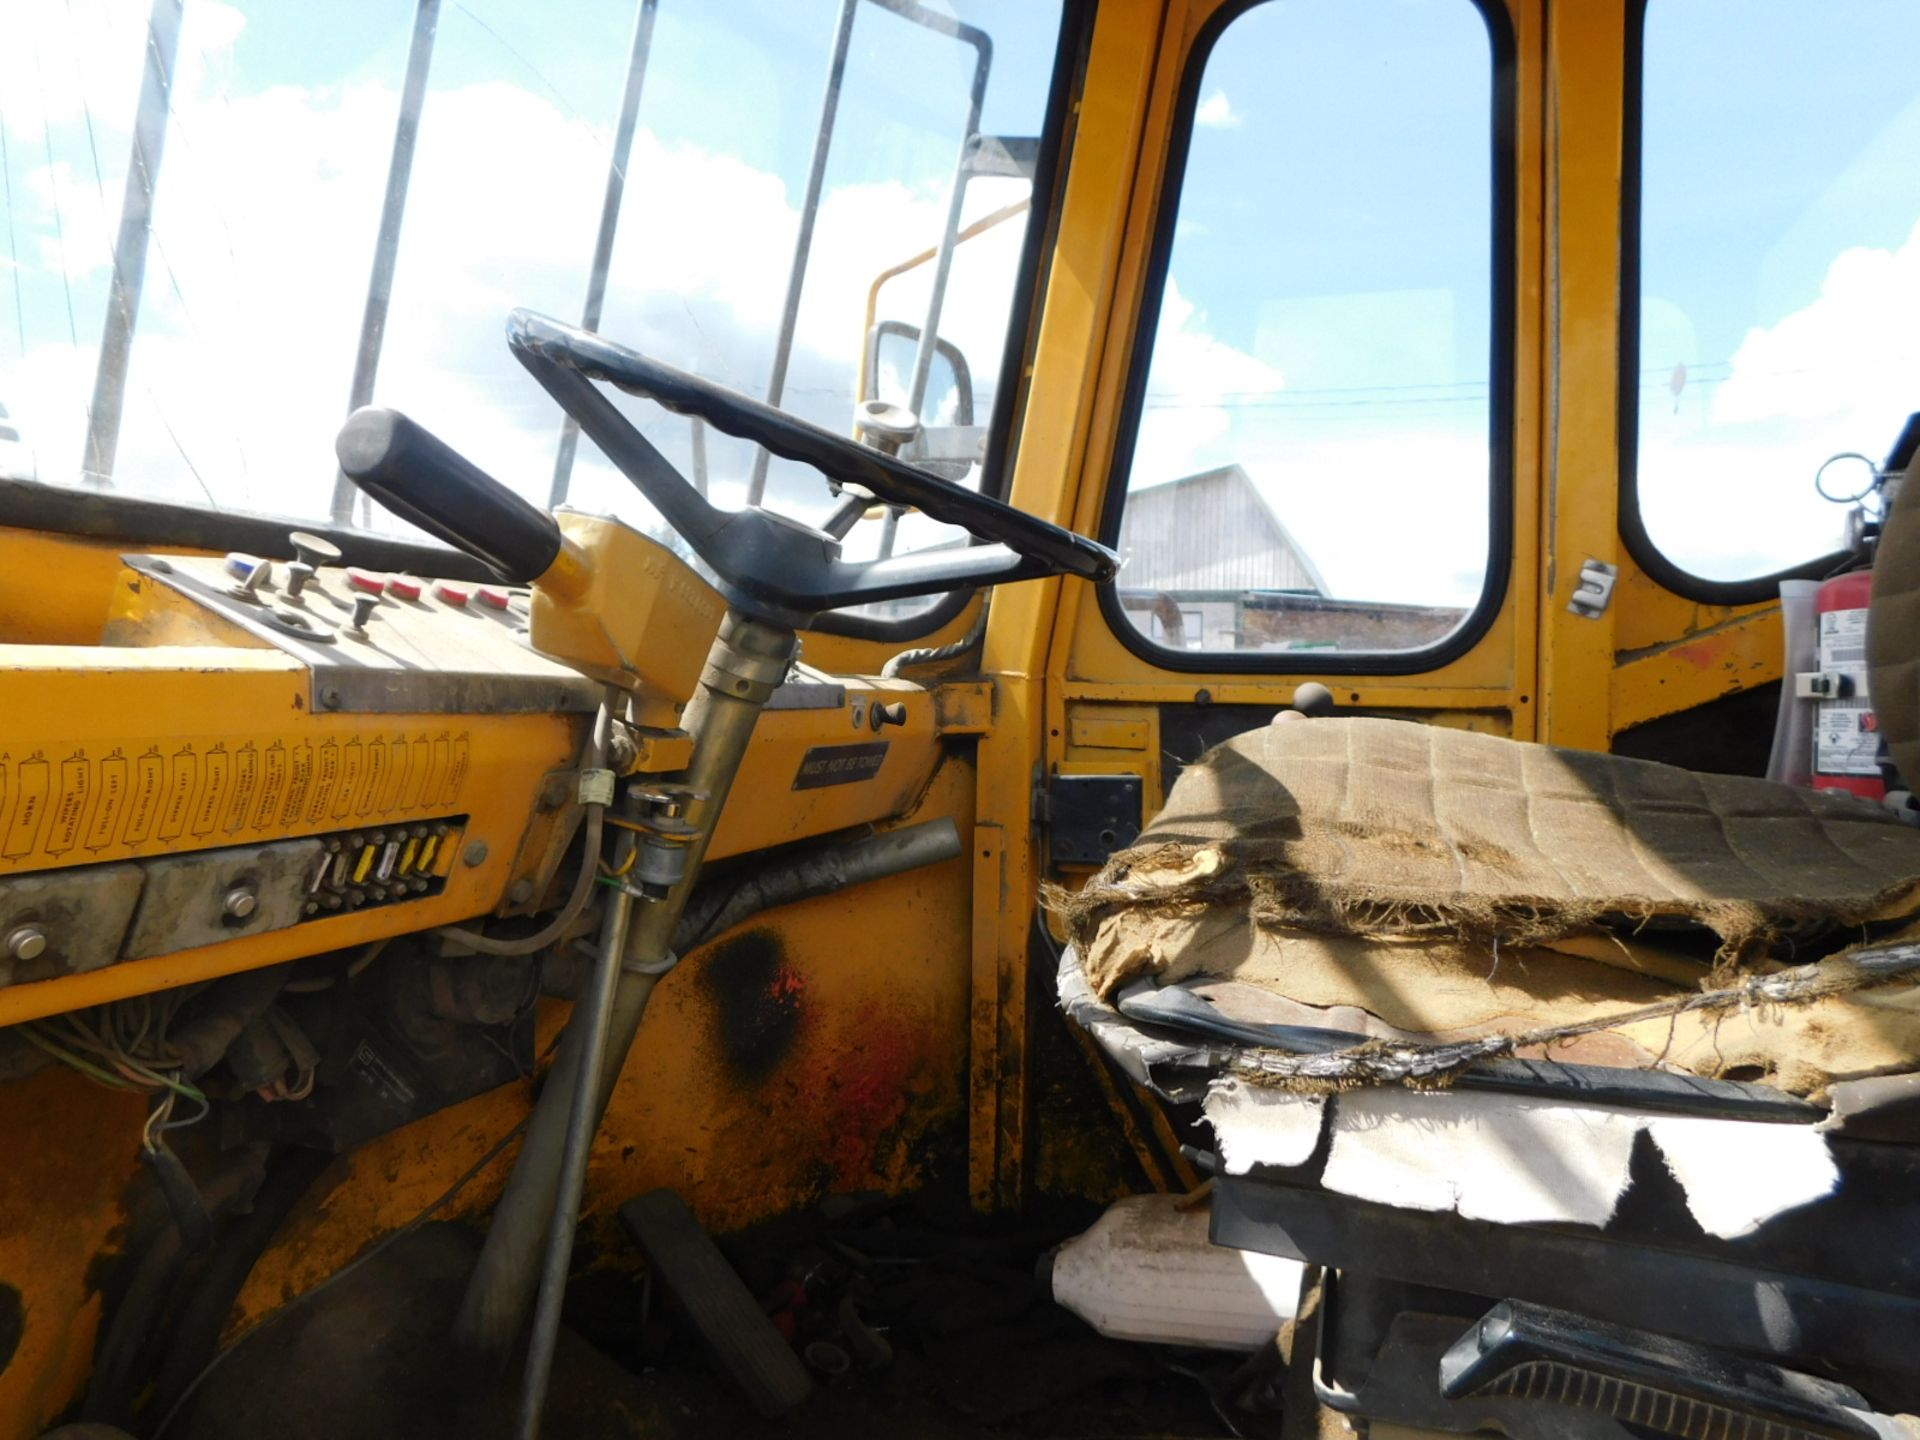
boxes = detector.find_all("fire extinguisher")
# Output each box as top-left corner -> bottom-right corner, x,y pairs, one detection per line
1805,566 -> 1882,801
1783,415 -> 1920,805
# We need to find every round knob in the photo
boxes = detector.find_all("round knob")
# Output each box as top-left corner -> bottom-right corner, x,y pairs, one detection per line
387,575 -> 423,602
289,530 -> 343,569
1291,682 -> 1335,717
855,400 -> 922,456
347,594 -> 380,634
347,567 -> 388,595
223,887 -> 258,920
5,924 -> 47,961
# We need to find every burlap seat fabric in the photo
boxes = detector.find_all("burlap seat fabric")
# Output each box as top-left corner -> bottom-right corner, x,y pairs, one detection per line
1061,719 -> 1920,1096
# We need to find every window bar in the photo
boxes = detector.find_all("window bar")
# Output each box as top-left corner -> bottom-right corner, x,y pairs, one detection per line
870,1 -> 991,558
328,0 -> 442,524
82,0 -> 185,490
745,0 -> 859,508
549,0 -> 661,509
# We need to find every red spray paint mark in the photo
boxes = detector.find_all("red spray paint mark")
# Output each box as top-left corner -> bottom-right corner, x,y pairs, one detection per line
828,1020 -> 922,1188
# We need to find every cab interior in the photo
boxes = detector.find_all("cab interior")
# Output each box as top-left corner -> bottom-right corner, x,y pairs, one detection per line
0,1 -> 1916,1437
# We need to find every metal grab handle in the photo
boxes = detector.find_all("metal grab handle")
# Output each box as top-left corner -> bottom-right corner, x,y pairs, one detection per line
335,407 -> 564,584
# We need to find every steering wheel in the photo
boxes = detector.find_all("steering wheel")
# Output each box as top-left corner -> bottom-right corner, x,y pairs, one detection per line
335,310 -> 1116,625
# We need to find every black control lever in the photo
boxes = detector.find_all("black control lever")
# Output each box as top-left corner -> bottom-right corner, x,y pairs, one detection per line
335,407 -> 562,584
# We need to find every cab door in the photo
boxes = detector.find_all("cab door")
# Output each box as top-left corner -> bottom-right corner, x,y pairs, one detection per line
966,0 -> 1546,1207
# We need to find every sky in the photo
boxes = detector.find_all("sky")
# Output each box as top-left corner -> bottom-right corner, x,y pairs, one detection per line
1,0 -> 1916,630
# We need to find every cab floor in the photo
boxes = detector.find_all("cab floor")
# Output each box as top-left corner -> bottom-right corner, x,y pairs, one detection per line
177,1210 -> 1243,1439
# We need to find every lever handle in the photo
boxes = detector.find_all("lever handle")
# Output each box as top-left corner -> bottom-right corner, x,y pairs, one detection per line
335,407 -> 562,584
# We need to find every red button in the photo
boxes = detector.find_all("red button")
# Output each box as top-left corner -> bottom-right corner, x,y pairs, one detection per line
347,568 -> 387,595
434,582 -> 470,607
387,575 -> 422,601
475,585 -> 511,611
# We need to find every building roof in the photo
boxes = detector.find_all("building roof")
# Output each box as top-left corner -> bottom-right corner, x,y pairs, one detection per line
1116,464 -> 1328,596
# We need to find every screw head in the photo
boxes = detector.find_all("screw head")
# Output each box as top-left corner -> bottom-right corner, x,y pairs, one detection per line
507,877 -> 535,905
463,840 -> 489,868
319,686 -> 343,710
5,925 -> 47,961
223,887 -> 258,919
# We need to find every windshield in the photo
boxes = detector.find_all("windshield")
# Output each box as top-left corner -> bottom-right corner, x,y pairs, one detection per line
0,0 -> 1068,610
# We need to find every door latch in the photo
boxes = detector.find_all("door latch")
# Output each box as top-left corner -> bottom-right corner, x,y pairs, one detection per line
1568,559 -> 1618,618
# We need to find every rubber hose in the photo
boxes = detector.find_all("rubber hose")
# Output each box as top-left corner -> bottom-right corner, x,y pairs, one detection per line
81,1151 -> 268,1427
145,1147 -> 335,1425
879,595 -> 989,678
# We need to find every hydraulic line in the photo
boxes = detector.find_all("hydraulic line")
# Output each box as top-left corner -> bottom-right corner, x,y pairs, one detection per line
880,593 -> 989,677
676,816 -> 962,953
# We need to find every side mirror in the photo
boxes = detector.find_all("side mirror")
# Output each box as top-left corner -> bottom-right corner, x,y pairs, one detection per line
862,321 -> 981,483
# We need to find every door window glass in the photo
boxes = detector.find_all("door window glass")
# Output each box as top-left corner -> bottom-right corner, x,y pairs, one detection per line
1108,0 -> 1501,657
1630,1 -> 1920,583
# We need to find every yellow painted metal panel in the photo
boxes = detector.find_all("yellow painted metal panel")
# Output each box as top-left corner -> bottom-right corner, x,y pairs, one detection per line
1537,0 -> 1627,751
0,528 -> 188,646
1611,609 -> 1784,733
967,821 -> 1006,1209
705,683 -> 940,858
0,649 -> 582,1025
1067,711 -> 1149,751
932,680 -> 995,737
0,1068 -> 144,1437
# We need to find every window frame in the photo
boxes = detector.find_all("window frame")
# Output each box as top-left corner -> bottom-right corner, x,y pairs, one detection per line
8,0 -> 1095,646
1094,0 -> 1518,676
1616,0 -> 1851,607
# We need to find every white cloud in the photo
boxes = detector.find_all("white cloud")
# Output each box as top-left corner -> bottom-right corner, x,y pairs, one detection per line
1131,276 -> 1286,486
1195,88 -> 1240,130
0,0 -> 144,143
1633,216 -> 1920,579
1124,277 -> 1496,607
1714,216 -> 1920,427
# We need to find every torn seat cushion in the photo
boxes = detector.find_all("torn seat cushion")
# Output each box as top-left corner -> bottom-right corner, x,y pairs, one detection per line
1061,718 -> 1920,1096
